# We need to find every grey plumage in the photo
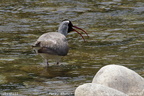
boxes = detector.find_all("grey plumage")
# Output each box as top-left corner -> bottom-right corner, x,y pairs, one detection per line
33,32 -> 69,56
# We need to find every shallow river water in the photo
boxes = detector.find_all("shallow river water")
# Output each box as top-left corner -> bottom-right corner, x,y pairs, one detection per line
0,0 -> 144,96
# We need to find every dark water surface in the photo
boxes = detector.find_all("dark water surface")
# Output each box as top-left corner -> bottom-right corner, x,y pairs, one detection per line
0,0 -> 144,95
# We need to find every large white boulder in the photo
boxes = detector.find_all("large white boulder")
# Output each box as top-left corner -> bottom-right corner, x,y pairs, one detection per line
75,83 -> 128,96
92,65 -> 144,95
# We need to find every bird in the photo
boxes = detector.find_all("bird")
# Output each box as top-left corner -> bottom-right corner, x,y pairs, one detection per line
32,20 -> 88,66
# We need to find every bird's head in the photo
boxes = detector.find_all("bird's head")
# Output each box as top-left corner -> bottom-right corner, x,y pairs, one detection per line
58,20 -> 89,41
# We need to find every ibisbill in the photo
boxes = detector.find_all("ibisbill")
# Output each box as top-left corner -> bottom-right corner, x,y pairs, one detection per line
32,21 -> 88,66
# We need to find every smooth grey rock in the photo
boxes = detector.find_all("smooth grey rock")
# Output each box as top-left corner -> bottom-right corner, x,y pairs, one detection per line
92,65 -> 144,96
75,83 -> 128,96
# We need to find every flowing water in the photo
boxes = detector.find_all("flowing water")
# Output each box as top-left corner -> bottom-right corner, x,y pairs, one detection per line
0,0 -> 144,96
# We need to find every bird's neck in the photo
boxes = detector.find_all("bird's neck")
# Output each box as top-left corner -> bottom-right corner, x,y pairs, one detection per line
58,23 -> 68,36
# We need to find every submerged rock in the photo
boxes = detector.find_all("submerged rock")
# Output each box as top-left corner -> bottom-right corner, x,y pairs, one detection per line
0,75 -> 7,84
75,65 -> 144,96
75,83 -> 128,96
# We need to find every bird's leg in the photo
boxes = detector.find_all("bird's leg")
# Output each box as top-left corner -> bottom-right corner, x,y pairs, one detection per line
56,62 -> 59,65
47,61 -> 49,67
56,57 -> 61,65
45,59 -> 49,67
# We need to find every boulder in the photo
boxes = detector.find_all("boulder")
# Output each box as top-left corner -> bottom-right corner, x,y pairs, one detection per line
75,83 -> 128,96
92,65 -> 144,95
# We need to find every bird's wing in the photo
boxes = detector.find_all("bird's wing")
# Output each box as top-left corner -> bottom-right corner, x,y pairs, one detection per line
32,32 -> 69,56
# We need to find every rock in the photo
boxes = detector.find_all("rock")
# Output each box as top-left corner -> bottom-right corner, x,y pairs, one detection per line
75,83 -> 128,96
0,75 -> 7,84
92,65 -> 144,96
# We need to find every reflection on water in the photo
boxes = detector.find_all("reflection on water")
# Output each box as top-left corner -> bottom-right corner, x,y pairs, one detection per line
0,0 -> 144,95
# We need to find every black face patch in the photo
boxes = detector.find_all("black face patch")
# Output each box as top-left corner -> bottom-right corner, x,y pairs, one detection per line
68,21 -> 73,33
